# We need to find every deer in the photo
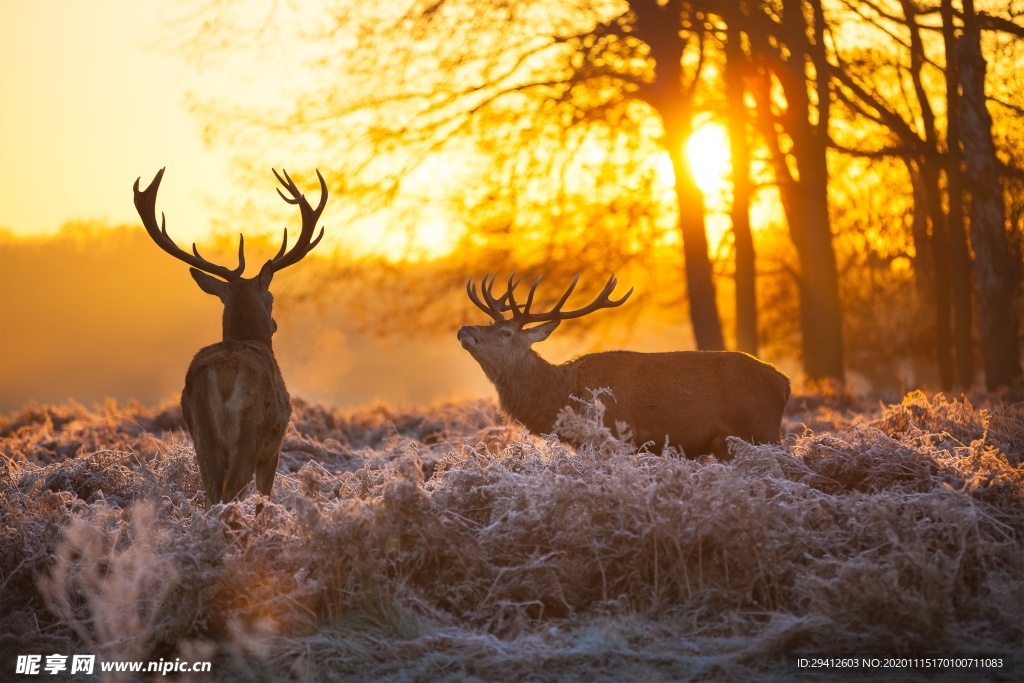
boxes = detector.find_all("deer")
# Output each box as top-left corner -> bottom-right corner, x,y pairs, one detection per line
133,167 -> 328,504
457,273 -> 790,459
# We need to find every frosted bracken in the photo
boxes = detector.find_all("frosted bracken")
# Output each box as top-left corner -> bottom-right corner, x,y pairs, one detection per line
1,392 -> 1021,681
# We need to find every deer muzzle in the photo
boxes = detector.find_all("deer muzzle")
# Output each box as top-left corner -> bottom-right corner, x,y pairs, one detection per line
457,326 -> 477,349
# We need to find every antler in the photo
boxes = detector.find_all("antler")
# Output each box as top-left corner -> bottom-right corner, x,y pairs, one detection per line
133,168 -> 246,281
466,273 -> 508,322
467,272 -> 633,325
268,168 -> 327,273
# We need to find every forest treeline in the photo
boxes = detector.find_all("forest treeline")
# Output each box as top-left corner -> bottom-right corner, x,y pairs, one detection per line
177,0 -> 1022,392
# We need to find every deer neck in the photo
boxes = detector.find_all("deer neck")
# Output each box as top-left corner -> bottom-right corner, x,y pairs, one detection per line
489,350 -> 570,435
222,303 -> 274,348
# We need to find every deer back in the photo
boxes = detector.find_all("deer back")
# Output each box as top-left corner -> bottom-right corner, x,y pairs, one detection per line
182,340 -> 291,504
567,350 -> 790,456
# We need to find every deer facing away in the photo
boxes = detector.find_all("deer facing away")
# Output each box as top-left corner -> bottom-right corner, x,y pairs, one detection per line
134,167 -> 328,504
458,273 -> 790,459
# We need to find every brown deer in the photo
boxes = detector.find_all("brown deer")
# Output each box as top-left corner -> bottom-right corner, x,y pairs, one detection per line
134,167 -> 327,504
458,273 -> 790,459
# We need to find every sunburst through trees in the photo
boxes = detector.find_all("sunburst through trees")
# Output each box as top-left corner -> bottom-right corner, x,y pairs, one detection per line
178,0 -> 1023,391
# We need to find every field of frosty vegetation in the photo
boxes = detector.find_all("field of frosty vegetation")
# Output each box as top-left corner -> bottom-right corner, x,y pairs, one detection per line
1,390 -> 1022,682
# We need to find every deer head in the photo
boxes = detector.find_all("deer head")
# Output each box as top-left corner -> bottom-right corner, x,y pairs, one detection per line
458,272 -> 633,376
133,168 -> 327,347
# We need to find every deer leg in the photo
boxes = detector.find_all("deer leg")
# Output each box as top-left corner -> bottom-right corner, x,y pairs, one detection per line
194,437 -> 228,505
255,449 -> 280,498
221,433 -> 259,502
220,466 -> 252,503
186,398 -> 228,504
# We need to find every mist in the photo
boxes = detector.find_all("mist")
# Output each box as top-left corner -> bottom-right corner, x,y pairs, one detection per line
0,224 -> 494,414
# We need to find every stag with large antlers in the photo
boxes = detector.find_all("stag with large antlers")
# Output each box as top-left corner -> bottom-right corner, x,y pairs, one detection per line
134,167 -> 327,504
458,273 -> 790,459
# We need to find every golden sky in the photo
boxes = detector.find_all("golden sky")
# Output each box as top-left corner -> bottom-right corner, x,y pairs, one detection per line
0,0 -> 236,241
0,0 -> 740,246
0,0 -> 742,415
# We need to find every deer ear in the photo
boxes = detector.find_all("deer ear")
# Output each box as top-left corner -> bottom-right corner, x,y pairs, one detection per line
523,320 -> 559,344
190,268 -> 228,301
256,260 -> 275,290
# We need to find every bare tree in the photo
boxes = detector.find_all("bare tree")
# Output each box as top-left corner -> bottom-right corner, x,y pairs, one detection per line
743,0 -> 846,382
940,0 -> 975,388
629,0 -> 724,350
828,0 -> 1024,390
957,0 -> 1023,389
830,0 -> 973,389
180,0 -> 1022,389
721,2 -> 759,356
180,0 -> 730,348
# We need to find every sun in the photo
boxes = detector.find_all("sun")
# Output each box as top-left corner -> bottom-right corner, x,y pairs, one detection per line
685,122 -> 732,197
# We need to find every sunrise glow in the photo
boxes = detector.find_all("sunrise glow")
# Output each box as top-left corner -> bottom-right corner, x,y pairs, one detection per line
685,122 -> 732,197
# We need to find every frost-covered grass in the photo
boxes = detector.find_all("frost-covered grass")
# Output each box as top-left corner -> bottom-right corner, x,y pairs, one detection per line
1,392 -> 1021,682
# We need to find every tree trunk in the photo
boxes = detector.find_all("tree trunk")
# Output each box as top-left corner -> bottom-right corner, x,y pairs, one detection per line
941,0 -> 976,388
907,159 -> 939,379
919,159 -> 956,389
668,127 -> 725,350
957,0 -> 1023,390
749,59 -> 834,379
902,0 -> 957,388
724,15 -> 758,355
777,0 -> 845,382
792,146 -> 845,381
633,0 -> 724,350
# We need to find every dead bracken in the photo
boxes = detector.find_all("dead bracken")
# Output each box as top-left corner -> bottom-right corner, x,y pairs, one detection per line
1,391 -> 1021,682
